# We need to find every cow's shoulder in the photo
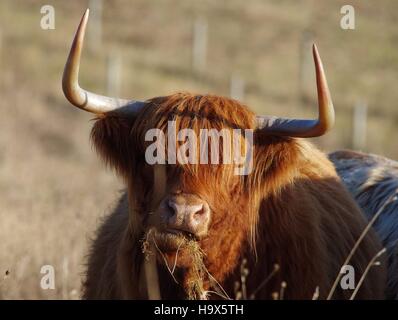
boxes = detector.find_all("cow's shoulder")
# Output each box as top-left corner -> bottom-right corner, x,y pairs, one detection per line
82,191 -> 129,299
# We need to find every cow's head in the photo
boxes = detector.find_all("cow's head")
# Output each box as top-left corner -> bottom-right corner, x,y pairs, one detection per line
63,10 -> 335,296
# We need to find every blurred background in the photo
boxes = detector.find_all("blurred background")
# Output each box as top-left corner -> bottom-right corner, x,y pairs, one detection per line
0,0 -> 397,299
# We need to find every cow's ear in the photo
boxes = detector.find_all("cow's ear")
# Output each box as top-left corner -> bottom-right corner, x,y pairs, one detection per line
250,136 -> 301,197
91,116 -> 136,176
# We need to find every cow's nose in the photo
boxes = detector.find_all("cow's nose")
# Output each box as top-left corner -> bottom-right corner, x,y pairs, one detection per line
162,194 -> 211,238
168,200 -> 204,219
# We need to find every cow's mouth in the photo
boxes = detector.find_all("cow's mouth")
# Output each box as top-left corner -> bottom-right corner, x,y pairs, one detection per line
165,229 -> 198,240
150,229 -> 198,252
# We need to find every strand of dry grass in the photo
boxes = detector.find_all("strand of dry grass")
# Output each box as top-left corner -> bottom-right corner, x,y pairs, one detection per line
312,286 -> 320,300
204,268 -> 231,300
240,258 -> 249,299
327,193 -> 397,299
143,244 -> 161,299
349,247 -> 386,300
234,281 -> 241,299
271,292 -> 279,300
249,263 -> 280,299
148,232 -> 179,284
142,229 -> 162,299
171,241 -> 183,275
201,290 -> 229,300
279,281 -> 287,300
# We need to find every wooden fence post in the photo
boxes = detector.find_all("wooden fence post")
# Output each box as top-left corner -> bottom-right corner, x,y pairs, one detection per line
88,0 -> 103,50
106,53 -> 121,97
192,17 -> 208,74
299,30 -> 314,102
230,75 -> 245,101
352,101 -> 368,150
62,257 -> 69,300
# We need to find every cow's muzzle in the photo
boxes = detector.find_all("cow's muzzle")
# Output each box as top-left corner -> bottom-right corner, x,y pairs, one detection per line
159,193 -> 211,239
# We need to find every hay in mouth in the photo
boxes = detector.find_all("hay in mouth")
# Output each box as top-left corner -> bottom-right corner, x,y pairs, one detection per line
150,229 -> 191,251
142,228 -> 207,299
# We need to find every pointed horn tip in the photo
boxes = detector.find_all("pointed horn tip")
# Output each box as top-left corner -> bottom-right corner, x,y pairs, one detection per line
82,8 -> 90,22
78,9 -> 89,26
74,9 -> 89,44
72,9 -> 89,37
312,44 -> 320,58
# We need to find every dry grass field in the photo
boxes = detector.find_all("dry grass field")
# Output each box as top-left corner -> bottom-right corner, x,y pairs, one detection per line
0,0 -> 397,299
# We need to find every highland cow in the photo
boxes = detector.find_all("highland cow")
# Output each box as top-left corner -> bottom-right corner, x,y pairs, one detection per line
330,150 -> 398,299
62,10 -> 387,299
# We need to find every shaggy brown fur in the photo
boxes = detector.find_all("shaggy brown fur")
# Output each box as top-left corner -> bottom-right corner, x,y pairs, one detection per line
83,93 -> 387,299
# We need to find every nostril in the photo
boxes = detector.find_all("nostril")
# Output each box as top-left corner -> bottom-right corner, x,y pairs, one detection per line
194,205 -> 205,216
167,200 -> 177,216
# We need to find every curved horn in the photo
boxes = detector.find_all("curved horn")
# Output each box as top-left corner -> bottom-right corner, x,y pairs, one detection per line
62,9 -> 145,115
256,44 -> 335,138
